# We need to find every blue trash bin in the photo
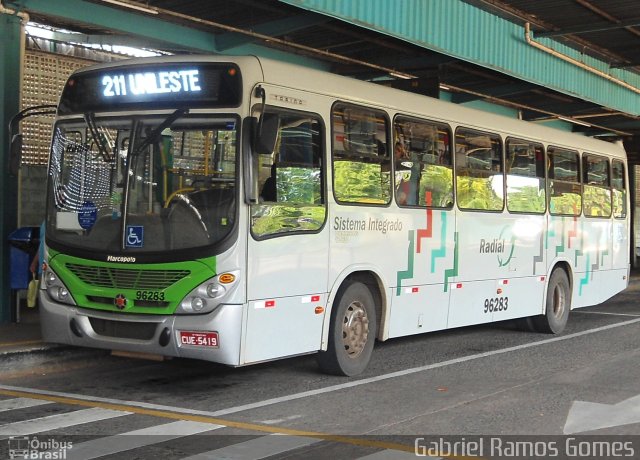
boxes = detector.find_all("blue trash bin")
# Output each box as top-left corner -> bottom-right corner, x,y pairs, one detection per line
8,226 -> 40,290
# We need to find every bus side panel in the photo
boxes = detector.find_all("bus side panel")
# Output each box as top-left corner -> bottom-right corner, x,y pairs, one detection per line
243,294 -> 327,364
611,218 -> 630,271
449,212 -> 546,326
387,208 -> 453,337
245,232 -> 329,363
384,209 -> 448,337
491,213 -> 546,321
572,218 -> 627,308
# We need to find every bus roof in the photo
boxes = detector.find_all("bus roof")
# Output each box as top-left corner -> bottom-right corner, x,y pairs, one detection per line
69,54 -> 626,160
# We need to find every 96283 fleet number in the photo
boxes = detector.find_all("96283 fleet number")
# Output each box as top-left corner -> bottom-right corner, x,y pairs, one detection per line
136,291 -> 165,301
484,296 -> 508,313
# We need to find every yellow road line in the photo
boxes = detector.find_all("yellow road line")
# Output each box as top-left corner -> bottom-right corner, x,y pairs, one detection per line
0,340 -> 43,349
0,360 -> 104,380
0,387 -> 481,459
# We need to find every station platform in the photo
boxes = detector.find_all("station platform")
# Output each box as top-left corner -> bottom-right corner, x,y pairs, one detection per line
0,304 -> 52,355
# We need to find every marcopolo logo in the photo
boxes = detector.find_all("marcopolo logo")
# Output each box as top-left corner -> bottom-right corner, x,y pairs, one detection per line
8,436 -> 73,459
106,255 -> 136,263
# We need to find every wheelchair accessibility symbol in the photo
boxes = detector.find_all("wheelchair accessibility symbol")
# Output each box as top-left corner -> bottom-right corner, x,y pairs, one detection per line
126,225 -> 144,248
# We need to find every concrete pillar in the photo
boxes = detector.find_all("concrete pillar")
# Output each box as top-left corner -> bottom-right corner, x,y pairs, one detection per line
0,12 -> 24,323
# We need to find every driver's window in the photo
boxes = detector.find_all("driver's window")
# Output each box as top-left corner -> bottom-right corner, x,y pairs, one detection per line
251,109 -> 325,238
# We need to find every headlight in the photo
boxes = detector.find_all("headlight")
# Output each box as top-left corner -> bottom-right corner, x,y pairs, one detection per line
45,271 -> 57,287
176,270 -> 239,314
206,283 -> 226,298
44,267 -> 76,306
191,297 -> 205,311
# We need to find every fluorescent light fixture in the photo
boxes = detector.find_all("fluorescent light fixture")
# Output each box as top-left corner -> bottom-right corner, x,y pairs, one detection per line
101,0 -> 158,15
558,116 -> 591,127
439,84 -> 451,91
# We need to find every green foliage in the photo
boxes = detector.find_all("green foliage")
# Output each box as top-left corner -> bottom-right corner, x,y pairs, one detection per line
251,204 -> 326,237
277,167 -> 321,204
613,189 -> 626,218
506,176 -> 545,213
333,160 -> 390,204
456,175 -> 503,211
583,185 -> 611,217
419,165 -> 453,207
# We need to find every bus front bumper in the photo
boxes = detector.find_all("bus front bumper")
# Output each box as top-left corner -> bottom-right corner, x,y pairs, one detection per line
38,292 -> 243,365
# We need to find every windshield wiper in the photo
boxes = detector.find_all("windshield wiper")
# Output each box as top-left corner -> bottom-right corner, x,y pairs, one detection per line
84,112 -> 113,162
131,108 -> 189,158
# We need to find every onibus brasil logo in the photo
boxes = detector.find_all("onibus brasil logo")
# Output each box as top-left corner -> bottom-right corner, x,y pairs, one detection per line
8,436 -> 73,459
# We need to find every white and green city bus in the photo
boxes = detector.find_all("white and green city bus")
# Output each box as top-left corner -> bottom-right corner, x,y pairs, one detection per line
40,55 -> 630,375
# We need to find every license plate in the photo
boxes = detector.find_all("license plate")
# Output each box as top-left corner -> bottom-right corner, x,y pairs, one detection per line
179,331 -> 219,348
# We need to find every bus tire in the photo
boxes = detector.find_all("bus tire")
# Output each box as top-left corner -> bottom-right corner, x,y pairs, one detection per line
531,268 -> 571,334
317,281 -> 376,376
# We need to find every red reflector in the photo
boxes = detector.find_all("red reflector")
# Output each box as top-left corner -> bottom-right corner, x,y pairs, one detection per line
265,300 -> 275,308
540,276 -> 546,282
412,287 -> 419,293
456,283 -> 463,289
311,295 -> 320,302
502,280 -> 509,285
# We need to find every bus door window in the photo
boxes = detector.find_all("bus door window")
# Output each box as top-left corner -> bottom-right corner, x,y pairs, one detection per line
454,128 -> 504,211
505,138 -> 545,214
582,154 -> 611,218
331,103 -> 390,205
161,122 -> 238,249
611,160 -> 627,218
251,109 -> 325,238
547,147 -> 581,216
393,116 -> 453,208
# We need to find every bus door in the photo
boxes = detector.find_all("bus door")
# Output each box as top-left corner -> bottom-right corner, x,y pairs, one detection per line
245,103 -> 329,363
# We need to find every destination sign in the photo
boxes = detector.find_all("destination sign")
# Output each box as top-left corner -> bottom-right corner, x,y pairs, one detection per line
58,63 -> 241,114
102,69 -> 202,97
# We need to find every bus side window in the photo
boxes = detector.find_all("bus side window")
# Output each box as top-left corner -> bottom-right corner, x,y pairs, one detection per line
612,160 -> 627,218
505,138 -> 545,214
455,128 -> 503,211
582,153 -> 611,218
251,109 -> 326,238
332,103 -> 390,205
548,147 -> 581,216
393,115 -> 453,208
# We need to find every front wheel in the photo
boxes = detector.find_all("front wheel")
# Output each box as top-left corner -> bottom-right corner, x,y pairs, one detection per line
531,268 -> 571,334
317,281 -> 377,376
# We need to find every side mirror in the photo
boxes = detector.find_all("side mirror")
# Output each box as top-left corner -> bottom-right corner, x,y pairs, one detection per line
254,112 -> 280,155
9,133 -> 23,176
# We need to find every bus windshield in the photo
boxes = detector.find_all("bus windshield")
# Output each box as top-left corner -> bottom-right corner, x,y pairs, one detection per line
46,114 -> 238,257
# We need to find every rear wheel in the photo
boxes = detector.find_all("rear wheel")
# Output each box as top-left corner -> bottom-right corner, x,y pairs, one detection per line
317,281 -> 376,376
531,268 -> 571,334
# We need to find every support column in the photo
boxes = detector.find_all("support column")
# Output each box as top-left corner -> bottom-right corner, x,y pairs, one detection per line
0,12 -> 23,323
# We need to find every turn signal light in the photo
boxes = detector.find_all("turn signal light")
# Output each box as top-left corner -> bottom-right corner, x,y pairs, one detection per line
219,273 -> 235,284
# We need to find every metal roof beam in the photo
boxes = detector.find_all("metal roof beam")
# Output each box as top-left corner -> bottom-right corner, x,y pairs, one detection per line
6,0 -> 326,67
279,0 -> 640,117
536,18 -> 640,38
448,82 -> 532,104
216,14 -> 329,51
44,31 -> 171,52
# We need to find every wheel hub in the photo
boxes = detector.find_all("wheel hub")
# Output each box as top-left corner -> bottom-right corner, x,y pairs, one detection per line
342,301 -> 369,358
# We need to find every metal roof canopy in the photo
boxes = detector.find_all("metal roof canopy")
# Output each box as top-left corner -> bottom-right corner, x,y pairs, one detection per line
5,0 -> 640,161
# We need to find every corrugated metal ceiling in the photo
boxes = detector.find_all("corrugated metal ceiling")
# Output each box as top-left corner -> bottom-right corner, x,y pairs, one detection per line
21,0 -> 640,158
